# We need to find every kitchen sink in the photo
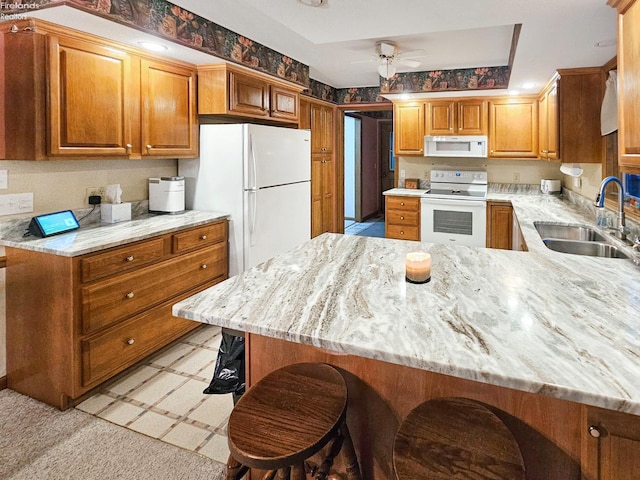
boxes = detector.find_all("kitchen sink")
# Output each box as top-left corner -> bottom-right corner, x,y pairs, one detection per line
542,239 -> 630,259
534,221 -> 607,242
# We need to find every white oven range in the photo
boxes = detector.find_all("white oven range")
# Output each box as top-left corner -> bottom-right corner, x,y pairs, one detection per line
420,169 -> 487,247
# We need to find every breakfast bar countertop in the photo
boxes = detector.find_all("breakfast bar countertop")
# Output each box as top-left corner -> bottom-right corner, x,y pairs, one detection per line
0,210 -> 230,257
173,194 -> 640,416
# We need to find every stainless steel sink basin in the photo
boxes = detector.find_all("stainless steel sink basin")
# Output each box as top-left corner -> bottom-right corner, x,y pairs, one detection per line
534,221 -> 607,242
542,239 -> 630,259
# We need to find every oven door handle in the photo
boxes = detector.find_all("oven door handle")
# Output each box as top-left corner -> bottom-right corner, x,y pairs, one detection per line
421,198 -> 487,208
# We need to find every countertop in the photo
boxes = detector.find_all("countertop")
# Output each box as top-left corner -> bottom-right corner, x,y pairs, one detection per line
383,188 -> 429,197
173,193 -> 640,416
0,210 -> 229,256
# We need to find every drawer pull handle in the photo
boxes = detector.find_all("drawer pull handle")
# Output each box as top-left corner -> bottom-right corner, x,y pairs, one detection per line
400,202 -> 405,206
126,338 -> 135,345
200,234 -> 207,240
201,264 -> 207,269
125,255 -> 134,262
588,425 -> 602,438
400,231 -> 405,235
126,292 -> 135,299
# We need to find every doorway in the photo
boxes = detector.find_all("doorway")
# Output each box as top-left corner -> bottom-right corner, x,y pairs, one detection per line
342,109 -> 393,237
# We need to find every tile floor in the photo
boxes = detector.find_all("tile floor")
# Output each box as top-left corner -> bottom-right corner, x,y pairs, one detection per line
344,214 -> 385,238
77,325 -> 233,466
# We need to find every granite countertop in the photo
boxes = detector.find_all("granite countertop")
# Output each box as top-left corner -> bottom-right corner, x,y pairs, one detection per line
174,193 -> 640,416
0,210 -> 229,257
383,188 -> 429,197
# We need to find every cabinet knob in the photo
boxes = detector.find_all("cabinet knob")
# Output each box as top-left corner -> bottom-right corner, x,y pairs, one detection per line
125,255 -> 134,262
588,425 -> 602,438
126,292 -> 135,299
146,144 -> 152,151
400,202 -> 405,206
125,144 -> 132,153
201,264 -> 207,269
126,338 -> 135,345
200,234 -> 207,240
400,231 -> 405,235
490,150 -> 494,154
400,216 -> 405,220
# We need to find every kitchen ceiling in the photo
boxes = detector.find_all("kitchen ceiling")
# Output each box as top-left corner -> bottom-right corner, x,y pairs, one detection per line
32,0 -> 617,96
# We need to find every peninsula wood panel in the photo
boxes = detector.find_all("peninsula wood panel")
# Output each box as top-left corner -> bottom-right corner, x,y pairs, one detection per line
487,201 -> 513,249
246,334 -> 585,480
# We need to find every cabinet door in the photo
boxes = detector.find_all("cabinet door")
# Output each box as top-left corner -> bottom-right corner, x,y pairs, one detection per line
618,0 -> 640,170
538,92 -> 549,158
270,85 -> 299,122
486,202 -> 513,250
426,101 -> 455,135
458,99 -> 487,135
48,35 -> 134,157
546,83 -> 558,160
311,104 -> 334,153
394,103 -> 425,155
229,71 -> 270,117
311,154 -> 333,237
488,99 -> 538,158
584,406 -> 640,479
140,59 -> 198,157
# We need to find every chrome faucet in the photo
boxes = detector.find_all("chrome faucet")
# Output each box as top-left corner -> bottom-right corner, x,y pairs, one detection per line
595,176 -> 630,242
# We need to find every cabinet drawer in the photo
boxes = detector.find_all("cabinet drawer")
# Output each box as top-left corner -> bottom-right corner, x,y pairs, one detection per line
386,225 -> 420,241
387,210 -> 419,226
172,221 -> 227,254
81,238 -> 165,283
386,196 -> 420,211
81,243 -> 226,335
81,298 -> 198,386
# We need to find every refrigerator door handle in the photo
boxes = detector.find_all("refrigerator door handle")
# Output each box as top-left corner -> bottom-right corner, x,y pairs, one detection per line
248,188 -> 257,246
250,133 -> 258,190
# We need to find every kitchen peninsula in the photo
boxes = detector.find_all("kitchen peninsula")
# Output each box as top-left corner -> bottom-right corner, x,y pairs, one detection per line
174,194 -> 640,479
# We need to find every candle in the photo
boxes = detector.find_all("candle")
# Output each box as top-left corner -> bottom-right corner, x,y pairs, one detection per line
405,252 -> 431,284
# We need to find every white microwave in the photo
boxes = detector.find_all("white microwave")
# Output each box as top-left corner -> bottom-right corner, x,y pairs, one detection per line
424,135 -> 488,158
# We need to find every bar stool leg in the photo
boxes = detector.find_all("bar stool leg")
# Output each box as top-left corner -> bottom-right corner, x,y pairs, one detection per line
291,463 -> 306,480
315,435 -> 343,479
261,471 -> 277,480
339,423 -> 362,480
226,455 -> 248,480
275,467 -> 291,479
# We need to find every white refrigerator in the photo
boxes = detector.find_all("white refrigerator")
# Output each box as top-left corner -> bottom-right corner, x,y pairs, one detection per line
178,124 -> 311,277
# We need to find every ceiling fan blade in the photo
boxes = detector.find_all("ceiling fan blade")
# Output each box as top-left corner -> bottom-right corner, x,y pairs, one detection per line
398,59 -> 421,68
397,49 -> 426,59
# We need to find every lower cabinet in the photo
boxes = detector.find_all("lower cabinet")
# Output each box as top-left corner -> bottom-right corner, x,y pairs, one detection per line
487,201 -> 528,251
6,220 -> 228,409
385,195 -> 420,240
583,406 -> 640,479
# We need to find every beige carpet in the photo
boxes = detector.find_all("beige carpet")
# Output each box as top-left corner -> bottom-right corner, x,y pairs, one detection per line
0,389 -> 226,479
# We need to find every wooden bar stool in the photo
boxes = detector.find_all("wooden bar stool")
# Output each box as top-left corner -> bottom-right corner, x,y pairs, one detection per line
225,363 -> 362,480
393,397 -> 525,480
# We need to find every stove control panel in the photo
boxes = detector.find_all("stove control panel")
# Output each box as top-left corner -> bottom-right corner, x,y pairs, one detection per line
430,170 -> 487,184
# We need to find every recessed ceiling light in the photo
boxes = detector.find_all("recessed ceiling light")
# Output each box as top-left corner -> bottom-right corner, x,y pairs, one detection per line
508,90 -> 520,96
521,82 -> 536,90
595,39 -> 616,48
138,41 -> 168,52
297,0 -> 327,6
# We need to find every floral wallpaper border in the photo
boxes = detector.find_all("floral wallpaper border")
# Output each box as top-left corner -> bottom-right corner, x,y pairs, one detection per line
5,1 -> 511,104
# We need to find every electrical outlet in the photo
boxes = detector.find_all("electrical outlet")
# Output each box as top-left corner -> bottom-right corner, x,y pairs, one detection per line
513,173 -> 521,183
424,169 -> 430,179
86,186 -> 106,204
573,177 -> 582,189
400,169 -> 406,178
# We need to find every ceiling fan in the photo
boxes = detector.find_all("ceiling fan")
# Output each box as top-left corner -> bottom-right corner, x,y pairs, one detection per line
352,41 -> 423,79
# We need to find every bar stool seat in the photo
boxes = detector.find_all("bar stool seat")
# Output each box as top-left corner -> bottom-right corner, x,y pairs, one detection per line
393,397 -> 525,480
226,363 -> 361,480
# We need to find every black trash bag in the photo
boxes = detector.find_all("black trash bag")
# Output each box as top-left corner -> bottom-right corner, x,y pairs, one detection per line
203,332 -> 246,396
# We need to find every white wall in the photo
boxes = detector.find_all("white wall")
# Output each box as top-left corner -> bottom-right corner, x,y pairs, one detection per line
0,159 -> 178,378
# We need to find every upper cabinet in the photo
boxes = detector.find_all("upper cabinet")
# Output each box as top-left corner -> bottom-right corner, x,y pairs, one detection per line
609,0 -> 640,173
538,69 -> 604,164
393,102 -> 425,156
425,99 -> 487,136
198,64 -> 301,124
310,102 -> 334,154
488,97 -> 538,158
3,20 -> 198,160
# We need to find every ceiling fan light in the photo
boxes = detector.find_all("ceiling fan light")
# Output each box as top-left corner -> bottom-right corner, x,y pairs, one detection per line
377,62 -> 396,79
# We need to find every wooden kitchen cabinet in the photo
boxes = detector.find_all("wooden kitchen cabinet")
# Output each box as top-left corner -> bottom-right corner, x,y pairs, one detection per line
538,68 -> 604,163
198,63 -> 301,124
6,220 -> 228,409
3,19 -> 198,160
311,154 -> 335,237
393,102 -> 425,155
608,0 -> 640,173
385,195 -> 420,240
583,406 -> 640,479
310,102 -> 335,154
486,201 -> 513,249
140,58 -> 198,157
425,99 -> 487,136
538,79 -> 559,160
488,97 -> 538,158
